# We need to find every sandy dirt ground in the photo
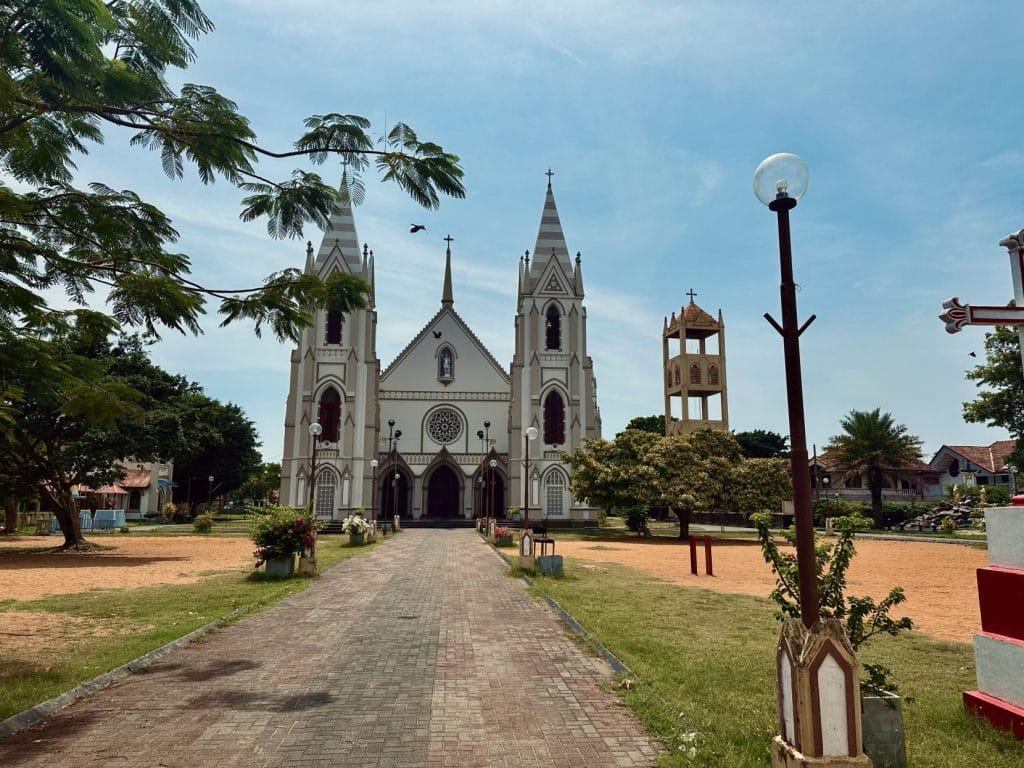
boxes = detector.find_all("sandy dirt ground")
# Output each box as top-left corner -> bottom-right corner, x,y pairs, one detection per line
556,536 -> 987,643
0,533 -> 986,643
0,534 -> 254,601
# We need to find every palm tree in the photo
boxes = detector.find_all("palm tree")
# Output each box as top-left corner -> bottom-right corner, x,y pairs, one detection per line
826,409 -> 923,528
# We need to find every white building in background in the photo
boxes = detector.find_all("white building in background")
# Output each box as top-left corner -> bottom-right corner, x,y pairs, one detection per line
279,174 -> 602,525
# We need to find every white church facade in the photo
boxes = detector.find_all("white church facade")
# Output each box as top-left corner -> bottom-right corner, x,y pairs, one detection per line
279,175 -> 602,525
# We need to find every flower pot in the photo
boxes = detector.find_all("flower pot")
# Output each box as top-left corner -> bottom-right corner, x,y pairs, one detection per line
496,535 -> 513,546
350,532 -> 365,546
265,556 -> 295,577
861,691 -> 907,768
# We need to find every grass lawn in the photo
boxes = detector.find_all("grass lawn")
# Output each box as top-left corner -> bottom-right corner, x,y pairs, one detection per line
527,560 -> 1022,768
0,534 -> 378,722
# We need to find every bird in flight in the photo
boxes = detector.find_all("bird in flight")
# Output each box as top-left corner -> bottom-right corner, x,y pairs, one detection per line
968,351 -> 977,357
410,224 -> 426,233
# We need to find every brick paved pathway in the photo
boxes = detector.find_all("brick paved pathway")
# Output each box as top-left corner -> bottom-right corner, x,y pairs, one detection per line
0,530 -> 660,767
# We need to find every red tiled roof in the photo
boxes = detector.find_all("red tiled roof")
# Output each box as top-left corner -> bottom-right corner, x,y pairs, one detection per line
682,301 -> 718,326
941,440 -> 1017,473
119,469 -> 152,489
813,448 -> 934,473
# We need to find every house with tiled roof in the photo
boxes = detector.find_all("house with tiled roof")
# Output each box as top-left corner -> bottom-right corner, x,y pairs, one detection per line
928,440 -> 1019,494
279,173 -> 602,525
809,449 -> 944,501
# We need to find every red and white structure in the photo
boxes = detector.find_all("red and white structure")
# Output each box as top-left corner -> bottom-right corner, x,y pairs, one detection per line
940,230 -> 1024,740
963,506 -> 1024,739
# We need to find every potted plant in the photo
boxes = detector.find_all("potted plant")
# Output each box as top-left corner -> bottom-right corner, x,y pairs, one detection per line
752,513 -> 914,768
494,526 -> 514,547
507,506 -> 521,521
250,506 -> 319,577
342,512 -> 370,545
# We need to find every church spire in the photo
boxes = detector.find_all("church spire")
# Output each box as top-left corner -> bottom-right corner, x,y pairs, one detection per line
532,169 -> 570,268
441,234 -> 454,308
313,171 -> 362,270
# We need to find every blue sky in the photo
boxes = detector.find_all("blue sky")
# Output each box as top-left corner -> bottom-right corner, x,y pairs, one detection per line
73,1 -> 1024,462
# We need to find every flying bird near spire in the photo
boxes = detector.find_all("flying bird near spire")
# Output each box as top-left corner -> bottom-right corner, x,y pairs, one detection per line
410,224 -> 426,233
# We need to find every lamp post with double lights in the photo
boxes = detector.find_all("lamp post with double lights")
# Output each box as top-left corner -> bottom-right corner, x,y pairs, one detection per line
307,422 -> 322,512
756,153 -> 871,766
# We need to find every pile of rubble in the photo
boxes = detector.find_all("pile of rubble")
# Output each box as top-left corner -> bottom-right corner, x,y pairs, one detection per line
896,498 -> 979,532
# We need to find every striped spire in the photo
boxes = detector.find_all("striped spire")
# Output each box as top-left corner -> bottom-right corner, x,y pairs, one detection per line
314,174 -> 362,271
532,169 -> 571,269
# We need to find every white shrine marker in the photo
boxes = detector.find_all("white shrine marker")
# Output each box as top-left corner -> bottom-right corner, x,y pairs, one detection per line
940,229 -> 1024,373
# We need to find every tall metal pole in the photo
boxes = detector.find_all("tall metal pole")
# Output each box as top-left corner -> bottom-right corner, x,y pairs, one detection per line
769,195 -> 820,629
998,230 -> 1024,374
370,461 -> 378,525
523,435 -> 530,532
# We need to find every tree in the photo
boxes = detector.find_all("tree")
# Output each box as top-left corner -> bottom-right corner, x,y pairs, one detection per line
234,462 -> 281,506
1,0 -> 463,362
648,429 -> 743,539
170,398 -> 261,511
734,429 -> 790,458
731,458 -> 792,518
562,430 -> 661,524
963,325 -> 1024,465
623,414 -> 665,435
825,409 -> 923,528
0,324 -> 186,547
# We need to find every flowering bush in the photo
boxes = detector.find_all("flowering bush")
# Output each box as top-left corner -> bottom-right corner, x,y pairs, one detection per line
342,513 -> 370,535
250,506 -> 319,568
495,527 -> 511,538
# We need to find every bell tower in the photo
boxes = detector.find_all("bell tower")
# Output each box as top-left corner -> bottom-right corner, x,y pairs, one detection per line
280,176 -> 379,518
663,292 -> 729,436
509,170 -> 601,523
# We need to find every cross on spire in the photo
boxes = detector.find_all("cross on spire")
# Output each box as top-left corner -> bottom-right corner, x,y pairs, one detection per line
545,168 -> 554,188
444,234 -> 454,247
687,288 -> 698,303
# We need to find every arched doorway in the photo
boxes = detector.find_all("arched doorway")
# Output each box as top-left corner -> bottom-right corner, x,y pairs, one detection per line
482,473 -> 505,518
426,465 -> 461,518
379,470 -> 409,519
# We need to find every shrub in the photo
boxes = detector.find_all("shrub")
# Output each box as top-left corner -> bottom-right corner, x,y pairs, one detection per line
597,510 -> 608,528
193,512 -> 215,534
341,513 -> 370,535
940,517 -> 956,534
624,506 -> 649,534
119,525 -> 131,534
752,512 -> 913,696
945,484 -> 1010,505
250,506 -> 320,567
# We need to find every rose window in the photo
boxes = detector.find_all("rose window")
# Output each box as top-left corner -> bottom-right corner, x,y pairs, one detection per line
427,408 -> 463,444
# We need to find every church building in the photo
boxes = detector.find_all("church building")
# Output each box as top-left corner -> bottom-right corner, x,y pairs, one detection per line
279,174 -> 602,525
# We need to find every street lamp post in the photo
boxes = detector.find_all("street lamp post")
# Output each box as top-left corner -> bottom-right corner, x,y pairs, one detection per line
756,154 -> 871,767
392,472 -> 400,521
1010,465 -> 1019,496
754,152 -> 819,628
370,458 -> 379,529
308,422 -> 322,513
523,426 -> 539,533
489,458 -> 497,521
207,475 -> 214,506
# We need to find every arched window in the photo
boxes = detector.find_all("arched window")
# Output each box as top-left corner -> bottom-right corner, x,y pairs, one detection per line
543,390 -> 565,445
689,364 -> 701,384
325,309 -> 342,345
708,365 -> 719,385
545,305 -> 561,350
544,471 -> 566,517
674,366 -> 681,385
438,347 -> 454,381
314,467 -> 336,518
318,387 -> 341,443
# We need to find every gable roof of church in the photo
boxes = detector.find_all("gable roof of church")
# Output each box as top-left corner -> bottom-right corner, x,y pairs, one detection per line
380,242 -> 510,383
379,304 -> 511,383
